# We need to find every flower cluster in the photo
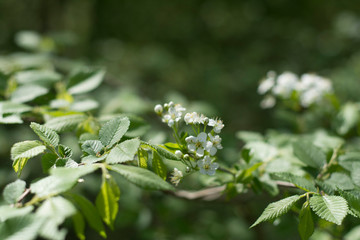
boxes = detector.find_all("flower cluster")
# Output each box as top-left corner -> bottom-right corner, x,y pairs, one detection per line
154,101 -> 186,127
154,102 -> 224,178
258,71 -> 333,109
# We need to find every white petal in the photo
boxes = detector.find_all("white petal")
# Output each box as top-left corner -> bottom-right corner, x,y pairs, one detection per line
197,132 -> 207,142
196,148 -> 204,157
188,144 -> 196,152
209,147 -> 217,156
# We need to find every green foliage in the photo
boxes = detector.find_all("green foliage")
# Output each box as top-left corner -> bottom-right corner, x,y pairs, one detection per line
45,114 -> 87,133
309,195 -> 348,225
293,140 -> 326,169
251,195 -> 302,228
272,172 -> 317,192
298,203 -> 314,240
99,117 -> 130,148
106,138 -> 140,164
3,179 -> 26,204
110,164 -> 174,191
30,122 -> 60,147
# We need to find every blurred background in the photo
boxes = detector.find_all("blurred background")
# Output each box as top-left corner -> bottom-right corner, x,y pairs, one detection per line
1,0 -> 360,239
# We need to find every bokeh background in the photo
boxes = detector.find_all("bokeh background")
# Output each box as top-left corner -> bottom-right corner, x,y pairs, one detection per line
1,0 -> 360,239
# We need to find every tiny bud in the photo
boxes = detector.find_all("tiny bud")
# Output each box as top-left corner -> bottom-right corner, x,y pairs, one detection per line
154,104 -> 163,114
204,117 -> 209,124
78,178 -> 84,183
183,154 -> 189,160
175,150 -> 183,158
186,167 -> 190,173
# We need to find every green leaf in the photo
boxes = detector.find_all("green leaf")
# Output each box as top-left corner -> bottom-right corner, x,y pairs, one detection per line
69,194 -> 107,238
298,202 -> 314,240
138,148 -> 148,169
250,195 -> 301,228
0,215 -> 43,240
164,142 -> 180,151
293,140 -> 326,169
72,211 -> 85,240
0,114 -> 23,124
336,102 -> 359,135
70,99 -> 99,112
36,196 -> 76,224
31,165 -> 99,197
0,206 -> 34,221
45,114 -> 87,132
152,150 -> 167,180
309,195 -> 348,225
339,152 -> 360,171
141,141 -> 180,161
41,153 -> 57,173
12,158 -> 29,176
30,122 -> 60,147
110,164 -> 174,191
106,138 -> 140,164
236,131 -> 264,142
67,68 -> 105,95
3,179 -> 26,204
272,173 -> 317,192
0,101 -> 32,114
339,190 -> 360,218
81,140 -> 104,156
11,84 -> 49,103
96,176 -> 120,230
58,144 -> 73,158
11,140 -> 46,161
15,70 -> 61,86
99,117 -> 130,148
241,148 -> 252,164
81,154 -> 107,164
325,172 -> 354,191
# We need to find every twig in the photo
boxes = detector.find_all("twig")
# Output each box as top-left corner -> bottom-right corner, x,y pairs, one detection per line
16,188 -> 31,204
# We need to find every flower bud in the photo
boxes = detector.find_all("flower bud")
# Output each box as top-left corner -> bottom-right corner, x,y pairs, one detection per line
175,150 -> 183,158
154,104 -> 163,115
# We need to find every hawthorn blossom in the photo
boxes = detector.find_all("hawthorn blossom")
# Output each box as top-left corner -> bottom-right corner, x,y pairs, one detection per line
206,134 -> 223,156
154,104 -> 163,114
175,150 -> 183,158
170,168 -> 183,186
161,102 -> 186,127
208,118 -> 224,133
184,112 -> 207,125
197,156 -> 219,175
260,95 -> 276,109
272,72 -> 299,98
298,74 -> 333,107
258,71 -> 276,95
185,132 -> 207,157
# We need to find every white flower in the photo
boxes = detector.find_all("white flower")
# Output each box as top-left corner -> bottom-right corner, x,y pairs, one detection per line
208,118 -> 224,133
260,95 -> 276,109
175,150 -> 183,158
272,72 -> 299,98
298,74 -> 333,107
184,112 -> 207,125
258,71 -> 276,95
154,104 -> 163,114
197,156 -> 219,176
162,103 -> 186,127
170,168 -> 183,186
185,132 -> 207,157
206,134 -> 223,156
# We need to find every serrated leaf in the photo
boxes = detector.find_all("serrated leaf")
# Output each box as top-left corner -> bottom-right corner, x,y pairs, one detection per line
30,122 -> 60,147
251,195 -> 301,228
99,117 -> 130,148
141,141 -> 180,161
3,179 -> 26,204
67,68 -> 105,95
11,140 -> 45,161
45,114 -> 87,132
272,172 -> 317,192
58,144 -> 73,158
96,176 -> 120,230
36,196 -> 76,224
339,152 -> 360,171
152,150 -> 167,180
298,203 -> 314,240
336,103 -> 359,135
309,195 -> 348,225
293,140 -> 326,169
325,172 -> 354,191
81,154 -> 107,164
70,99 -> 99,112
72,211 -> 85,240
11,84 -> 49,103
41,153 -> 57,173
0,214 -> 43,240
106,138 -> 140,164
110,164 -> 174,191
12,158 -> 29,176
0,101 -> 32,114
31,165 -> 99,197
315,180 -> 335,195
0,206 -> 34,222
81,140 -> 104,156
69,194 -> 107,238
339,190 -> 360,218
